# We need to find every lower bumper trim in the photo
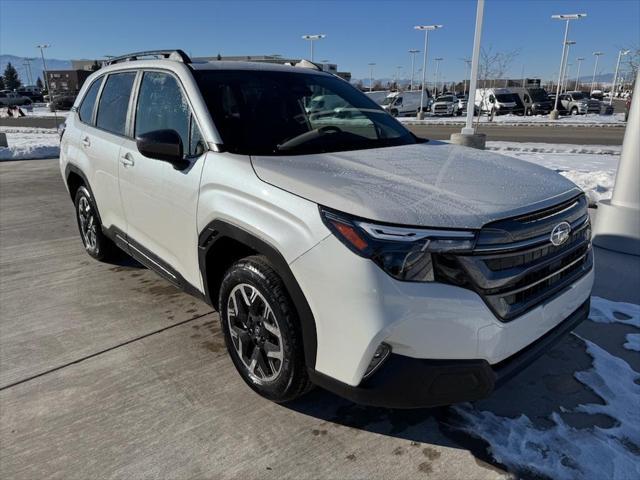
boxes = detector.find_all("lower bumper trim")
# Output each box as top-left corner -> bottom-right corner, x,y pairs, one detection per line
308,298 -> 590,409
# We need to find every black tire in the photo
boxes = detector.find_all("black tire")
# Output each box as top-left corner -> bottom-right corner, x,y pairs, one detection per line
390,108 -> 399,117
571,106 -> 579,115
74,185 -> 115,261
219,255 -> 312,403
525,107 -> 532,116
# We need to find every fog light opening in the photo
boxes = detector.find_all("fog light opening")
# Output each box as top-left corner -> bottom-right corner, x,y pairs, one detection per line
363,343 -> 391,379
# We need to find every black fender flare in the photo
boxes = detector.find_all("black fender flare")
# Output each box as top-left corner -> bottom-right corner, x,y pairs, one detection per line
64,163 -> 104,227
198,219 -> 318,369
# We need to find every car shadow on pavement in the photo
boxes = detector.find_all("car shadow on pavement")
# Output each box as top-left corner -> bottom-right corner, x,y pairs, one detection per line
285,331 -> 609,478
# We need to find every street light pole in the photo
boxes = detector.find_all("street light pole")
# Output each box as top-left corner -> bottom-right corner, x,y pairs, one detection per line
368,62 -> 376,92
550,14 -> 586,119
574,57 -> 585,91
591,52 -> 604,94
434,57 -> 443,97
610,49 -> 630,105
301,34 -> 326,62
462,58 -> 471,96
414,24 -> 442,119
409,49 -> 419,90
36,43 -> 58,122
562,41 -> 575,92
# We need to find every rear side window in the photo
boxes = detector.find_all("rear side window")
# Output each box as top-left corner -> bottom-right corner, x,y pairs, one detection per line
96,72 -> 136,136
78,77 -> 103,124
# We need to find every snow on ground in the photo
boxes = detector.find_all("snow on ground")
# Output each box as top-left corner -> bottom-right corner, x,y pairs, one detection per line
0,128 -> 60,161
0,104 -> 69,119
488,142 -> 620,206
590,296 -> 640,353
398,112 -> 626,126
453,297 -> 640,480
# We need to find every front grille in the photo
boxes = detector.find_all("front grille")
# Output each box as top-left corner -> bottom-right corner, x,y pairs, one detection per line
434,194 -> 593,321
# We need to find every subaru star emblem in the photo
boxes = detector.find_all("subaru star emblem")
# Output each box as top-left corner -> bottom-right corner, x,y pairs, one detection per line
550,222 -> 571,246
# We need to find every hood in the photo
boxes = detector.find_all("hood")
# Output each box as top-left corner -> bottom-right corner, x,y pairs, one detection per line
251,142 -> 581,229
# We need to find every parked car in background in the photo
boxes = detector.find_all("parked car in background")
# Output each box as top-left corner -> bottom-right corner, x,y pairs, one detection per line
0,90 -> 33,106
590,90 -> 604,101
48,93 -> 77,111
432,94 -> 462,116
475,88 -> 517,115
381,90 -> 433,116
364,90 -> 390,105
455,92 -> 468,111
559,91 -> 601,115
510,86 -> 552,115
60,49 -> 594,408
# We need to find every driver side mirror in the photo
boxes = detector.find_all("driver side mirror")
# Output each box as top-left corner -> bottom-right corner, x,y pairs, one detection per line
136,129 -> 183,164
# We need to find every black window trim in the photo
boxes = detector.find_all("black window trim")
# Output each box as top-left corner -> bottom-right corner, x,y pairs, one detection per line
76,75 -> 105,127
130,68 -> 207,158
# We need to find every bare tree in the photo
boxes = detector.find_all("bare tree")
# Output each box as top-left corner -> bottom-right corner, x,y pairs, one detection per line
474,46 -> 520,129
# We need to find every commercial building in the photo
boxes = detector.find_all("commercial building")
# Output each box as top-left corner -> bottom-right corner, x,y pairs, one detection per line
45,69 -> 92,94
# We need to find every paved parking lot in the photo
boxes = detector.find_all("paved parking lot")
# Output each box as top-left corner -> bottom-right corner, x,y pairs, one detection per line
1,159 -> 638,479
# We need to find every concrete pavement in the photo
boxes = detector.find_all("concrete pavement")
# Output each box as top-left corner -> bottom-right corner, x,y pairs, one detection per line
1,159 -> 637,479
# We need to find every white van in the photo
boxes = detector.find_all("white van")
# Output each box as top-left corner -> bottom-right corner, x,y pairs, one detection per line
364,90 -> 390,105
381,90 -> 432,116
475,88 -> 517,115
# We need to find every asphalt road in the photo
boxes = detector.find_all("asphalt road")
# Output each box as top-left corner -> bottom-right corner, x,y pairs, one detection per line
1,159 -> 638,479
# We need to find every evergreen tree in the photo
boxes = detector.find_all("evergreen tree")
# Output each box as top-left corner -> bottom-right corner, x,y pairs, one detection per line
3,62 -> 22,90
36,77 -> 44,89
0,75 -> 5,90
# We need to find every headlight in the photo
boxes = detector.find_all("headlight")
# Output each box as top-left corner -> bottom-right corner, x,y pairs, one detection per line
320,208 -> 476,282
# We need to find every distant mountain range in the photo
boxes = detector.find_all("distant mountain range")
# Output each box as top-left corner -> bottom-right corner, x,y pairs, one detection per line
1,54 -> 72,86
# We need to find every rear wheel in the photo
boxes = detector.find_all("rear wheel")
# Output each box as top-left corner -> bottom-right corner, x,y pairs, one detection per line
219,255 -> 312,402
571,106 -> 579,115
74,186 -> 115,260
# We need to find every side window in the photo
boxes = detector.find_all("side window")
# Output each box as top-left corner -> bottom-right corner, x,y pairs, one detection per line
78,77 -> 103,124
96,72 -> 136,135
395,96 -> 403,105
135,71 -> 190,156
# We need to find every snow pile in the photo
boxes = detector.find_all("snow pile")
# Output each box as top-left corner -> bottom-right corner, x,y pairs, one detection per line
488,142 -> 621,206
398,112 -> 626,126
590,296 -> 640,352
0,128 -> 60,160
454,298 -> 640,479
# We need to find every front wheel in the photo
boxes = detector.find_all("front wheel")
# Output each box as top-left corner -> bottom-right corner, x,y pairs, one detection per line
219,255 -> 312,403
571,106 -> 579,115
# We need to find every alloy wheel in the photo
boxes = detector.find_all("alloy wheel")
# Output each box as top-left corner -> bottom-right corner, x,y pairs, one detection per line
78,196 -> 97,252
226,283 -> 284,384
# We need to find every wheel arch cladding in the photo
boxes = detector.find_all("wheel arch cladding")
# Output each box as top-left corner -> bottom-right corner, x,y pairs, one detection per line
64,164 -> 104,227
199,219 -> 318,369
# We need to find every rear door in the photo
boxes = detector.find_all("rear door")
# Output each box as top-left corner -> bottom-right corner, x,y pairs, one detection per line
117,70 -> 206,289
71,72 -> 136,232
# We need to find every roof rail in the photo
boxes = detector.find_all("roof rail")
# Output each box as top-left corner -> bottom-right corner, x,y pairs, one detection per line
104,50 -> 191,66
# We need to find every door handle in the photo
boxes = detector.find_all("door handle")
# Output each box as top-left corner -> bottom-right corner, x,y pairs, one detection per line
81,137 -> 91,148
120,153 -> 135,167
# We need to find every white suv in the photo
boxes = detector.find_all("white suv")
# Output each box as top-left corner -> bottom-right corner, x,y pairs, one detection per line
60,50 -> 593,408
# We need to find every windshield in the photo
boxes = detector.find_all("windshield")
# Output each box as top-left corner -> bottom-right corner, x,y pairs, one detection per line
381,96 -> 396,105
194,70 -> 419,155
528,88 -> 548,102
571,92 -> 587,100
436,96 -> 455,102
495,94 -> 513,103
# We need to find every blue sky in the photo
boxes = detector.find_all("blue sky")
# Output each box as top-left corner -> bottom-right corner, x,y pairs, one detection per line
1,0 -> 638,81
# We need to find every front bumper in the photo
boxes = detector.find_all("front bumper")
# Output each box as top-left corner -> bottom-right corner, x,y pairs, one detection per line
308,299 -> 590,408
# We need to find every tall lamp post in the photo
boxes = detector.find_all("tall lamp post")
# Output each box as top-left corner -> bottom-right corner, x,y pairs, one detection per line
408,49 -> 420,90
36,44 -> 59,122
368,62 -> 376,92
610,49 -> 630,105
550,13 -> 586,119
434,57 -> 443,97
450,0 -> 485,148
561,41 -> 576,92
414,24 -> 442,119
574,57 -> 585,90
301,34 -> 326,62
462,58 -> 471,95
590,51 -> 604,94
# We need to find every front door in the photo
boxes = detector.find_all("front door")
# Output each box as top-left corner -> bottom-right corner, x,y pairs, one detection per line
118,70 -> 206,289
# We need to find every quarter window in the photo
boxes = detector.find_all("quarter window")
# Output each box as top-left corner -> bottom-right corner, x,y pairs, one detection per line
135,71 -> 192,156
78,77 -> 103,124
96,72 -> 136,136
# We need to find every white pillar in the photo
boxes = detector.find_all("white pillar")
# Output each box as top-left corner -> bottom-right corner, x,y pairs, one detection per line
591,53 -> 602,94
461,0 -> 484,135
593,70 -> 640,256
552,20 -> 570,115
